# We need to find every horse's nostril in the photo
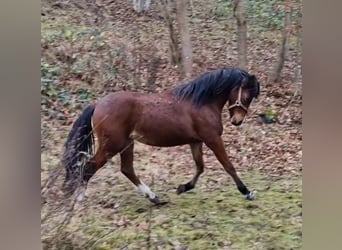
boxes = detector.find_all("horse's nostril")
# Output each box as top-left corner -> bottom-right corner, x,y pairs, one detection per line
232,120 -> 243,126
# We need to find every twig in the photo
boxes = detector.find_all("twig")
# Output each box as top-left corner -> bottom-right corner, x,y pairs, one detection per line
118,135 -> 143,154
83,227 -> 115,249
146,174 -> 154,249
41,113 -> 110,247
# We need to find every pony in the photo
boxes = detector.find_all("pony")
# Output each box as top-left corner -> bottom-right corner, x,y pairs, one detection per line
62,68 -> 260,204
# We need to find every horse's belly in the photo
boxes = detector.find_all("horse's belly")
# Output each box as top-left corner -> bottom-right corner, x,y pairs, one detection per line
129,129 -> 199,147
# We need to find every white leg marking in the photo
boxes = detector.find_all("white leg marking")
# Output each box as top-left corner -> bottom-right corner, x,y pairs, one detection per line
246,190 -> 257,200
138,182 -> 156,199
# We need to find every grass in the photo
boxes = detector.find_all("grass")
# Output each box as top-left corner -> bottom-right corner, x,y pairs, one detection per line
42,168 -> 302,250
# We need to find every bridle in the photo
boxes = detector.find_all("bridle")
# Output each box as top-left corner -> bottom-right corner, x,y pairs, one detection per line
227,86 -> 248,112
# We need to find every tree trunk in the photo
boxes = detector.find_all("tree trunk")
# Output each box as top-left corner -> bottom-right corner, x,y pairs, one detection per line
233,0 -> 248,69
176,0 -> 193,78
294,2 -> 302,84
294,26 -> 302,84
268,0 -> 292,83
160,0 -> 181,65
133,0 -> 151,13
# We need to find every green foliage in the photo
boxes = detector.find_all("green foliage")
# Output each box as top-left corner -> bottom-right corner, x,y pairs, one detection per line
210,0 -> 233,19
41,59 -> 94,116
211,0 -> 300,32
41,23 -> 117,115
41,62 -> 62,78
70,60 -> 87,77
248,0 -> 286,31
41,60 -> 63,103
41,21 -> 121,88
42,25 -> 97,44
265,108 -> 278,120
76,88 -> 94,103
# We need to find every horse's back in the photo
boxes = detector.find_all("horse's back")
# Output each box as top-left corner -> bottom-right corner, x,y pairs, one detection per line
92,90 -> 173,129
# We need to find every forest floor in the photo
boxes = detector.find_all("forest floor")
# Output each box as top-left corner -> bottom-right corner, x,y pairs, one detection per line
41,0 -> 302,249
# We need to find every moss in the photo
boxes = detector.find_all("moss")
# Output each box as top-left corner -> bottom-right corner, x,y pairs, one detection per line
66,170 -> 301,249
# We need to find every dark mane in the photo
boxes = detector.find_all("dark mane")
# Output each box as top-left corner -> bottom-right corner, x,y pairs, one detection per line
173,68 -> 255,106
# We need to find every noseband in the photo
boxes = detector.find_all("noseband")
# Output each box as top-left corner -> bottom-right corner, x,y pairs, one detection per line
228,87 -> 248,112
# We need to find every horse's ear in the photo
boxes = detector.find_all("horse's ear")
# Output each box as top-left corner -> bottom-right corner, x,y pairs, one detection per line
248,74 -> 260,97
247,74 -> 256,87
248,74 -> 256,82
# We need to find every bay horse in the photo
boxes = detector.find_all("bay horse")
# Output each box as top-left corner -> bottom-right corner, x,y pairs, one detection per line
62,68 -> 260,205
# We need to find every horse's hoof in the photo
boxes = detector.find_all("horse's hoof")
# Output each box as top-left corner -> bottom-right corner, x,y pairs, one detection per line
149,196 -> 169,206
149,196 -> 161,204
176,184 -> 186,195
246,191 -> 256,200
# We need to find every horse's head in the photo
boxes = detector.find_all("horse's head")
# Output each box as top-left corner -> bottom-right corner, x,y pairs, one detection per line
228,74 -> 260,126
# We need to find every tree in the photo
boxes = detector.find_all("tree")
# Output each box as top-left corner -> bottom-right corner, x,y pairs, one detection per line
160,0 -> 181,66
132,0 -> 151,13
233,0 -> 248,69
268,0 -> 292,83
176,0 -> 193,77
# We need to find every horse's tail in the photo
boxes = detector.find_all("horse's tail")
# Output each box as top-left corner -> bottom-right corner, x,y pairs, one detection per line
62,104 -> 95,197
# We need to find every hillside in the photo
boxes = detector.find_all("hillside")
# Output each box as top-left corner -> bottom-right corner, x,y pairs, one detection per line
41,0 -> 302,249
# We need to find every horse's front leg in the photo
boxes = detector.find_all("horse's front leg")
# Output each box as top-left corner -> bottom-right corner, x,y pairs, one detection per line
177,142 -> 204,194
204,136 -> 255,200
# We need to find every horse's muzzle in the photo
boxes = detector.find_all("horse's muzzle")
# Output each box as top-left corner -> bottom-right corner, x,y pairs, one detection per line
231,120 -> 243,126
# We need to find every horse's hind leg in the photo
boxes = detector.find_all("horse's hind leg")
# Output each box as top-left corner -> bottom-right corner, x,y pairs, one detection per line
75,145 -> 113,203
177,143 -> 204,194
120,141 -> 160,204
